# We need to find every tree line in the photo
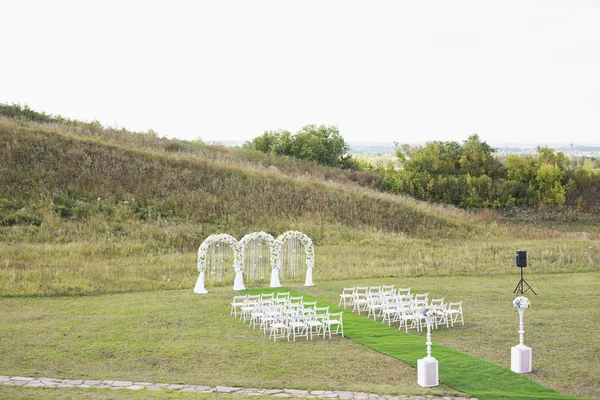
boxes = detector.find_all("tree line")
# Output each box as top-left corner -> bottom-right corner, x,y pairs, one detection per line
246,127 -> 600,211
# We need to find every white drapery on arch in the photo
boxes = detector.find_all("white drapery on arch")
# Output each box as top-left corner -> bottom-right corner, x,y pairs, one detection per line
270,230 -> 314,287
239,231 -> 275,284
194,234 -> 245,294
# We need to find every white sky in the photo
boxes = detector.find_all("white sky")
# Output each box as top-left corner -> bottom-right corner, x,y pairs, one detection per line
1,0 -> 599,145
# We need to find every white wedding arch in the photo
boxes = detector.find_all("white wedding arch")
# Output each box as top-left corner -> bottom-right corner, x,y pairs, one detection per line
270,230 -> 314,287
194,233 -> 245,294
239,231 -> 275,284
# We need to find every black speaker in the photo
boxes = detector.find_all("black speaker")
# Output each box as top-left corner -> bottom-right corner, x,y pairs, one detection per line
516,250 -> 527,268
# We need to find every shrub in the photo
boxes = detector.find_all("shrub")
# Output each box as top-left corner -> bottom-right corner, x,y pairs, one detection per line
0,211 -> 42,226
52,194 -> 76,218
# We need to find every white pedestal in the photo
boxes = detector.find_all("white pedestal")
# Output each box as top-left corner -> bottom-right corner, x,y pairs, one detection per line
511,345 -> 532,373
233,271 -> 245,291
193,271 -> 208,294
270,268 -> 282,288
417,357 -> 439,387
304,266 -> 314,286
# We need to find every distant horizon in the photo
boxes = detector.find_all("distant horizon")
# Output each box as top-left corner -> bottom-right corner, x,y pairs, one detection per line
207,139 -> 600,148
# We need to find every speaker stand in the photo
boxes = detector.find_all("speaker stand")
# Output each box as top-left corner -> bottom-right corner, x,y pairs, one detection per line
513,268 -> 537,295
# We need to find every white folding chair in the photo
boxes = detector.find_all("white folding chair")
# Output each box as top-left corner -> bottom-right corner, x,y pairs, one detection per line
446,301 -> 464,326
276,291 -> 290,300
339,287 -> 356,308
307,306 -> 329,339
261,292 -> 274,301
434,303 -> 449,328
428,298 -> 444,328
274,291 -> 290,305
230,295 -> 247,318
249,305 -> 266,329
414,293 -> 428,303
289,315 -> 309,341
352,292 -> 368,314
241,295 -> 260,323
430,298 -> 444,307
289,295 -> 303,307
396,287 -> 411,297
382,285 -> 395,295
369,285 -> 382,294
324,312 -> 344,338
260,306 -> 282,334
381,301 -> 401,326
303,301 -> 317,310
366,295 -> 385,320
269,315 -> 289,342
398,306 -> 420,333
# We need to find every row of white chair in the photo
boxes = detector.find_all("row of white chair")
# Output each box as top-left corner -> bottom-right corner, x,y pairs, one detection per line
231,293 -> 344,342
339,286 -> 464,332
339,285 -> 414,308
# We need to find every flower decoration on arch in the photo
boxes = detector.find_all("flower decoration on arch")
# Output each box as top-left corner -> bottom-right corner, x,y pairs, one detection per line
239,231 -> 275,249
197,233 -> 243,273
272,230 -> 314,270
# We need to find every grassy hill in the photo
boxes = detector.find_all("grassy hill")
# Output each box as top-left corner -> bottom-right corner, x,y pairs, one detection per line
0,115 -> 477,237
1,112 -> 599,296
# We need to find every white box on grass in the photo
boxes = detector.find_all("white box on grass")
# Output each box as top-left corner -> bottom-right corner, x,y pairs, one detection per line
511,345 -> 532,373
417,357 -> 438,387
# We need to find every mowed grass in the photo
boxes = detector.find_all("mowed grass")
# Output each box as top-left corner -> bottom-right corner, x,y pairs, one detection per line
244,288 -> 574,400
0,285 -> 463,399
2,273 -> 599,399
0,386 -> 248,399
299,273 -> 600,400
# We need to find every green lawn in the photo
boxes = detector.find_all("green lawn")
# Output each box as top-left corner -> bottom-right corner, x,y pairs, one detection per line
0,287 -> 461,398
0,386 -> 248,399
1,273 -> 598,399
246,287 -> 575,400
298,273 -> 600,399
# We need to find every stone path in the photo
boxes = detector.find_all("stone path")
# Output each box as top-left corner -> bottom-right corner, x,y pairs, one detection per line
1,375 -> 477,399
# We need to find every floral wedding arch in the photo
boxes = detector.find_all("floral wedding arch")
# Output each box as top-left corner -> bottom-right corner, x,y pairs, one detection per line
270,230 -> 314,287
239,231 -> 275,284
194,233 -> 244,294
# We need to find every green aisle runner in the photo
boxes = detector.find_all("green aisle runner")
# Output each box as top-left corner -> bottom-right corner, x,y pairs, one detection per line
245,288 -> 576,400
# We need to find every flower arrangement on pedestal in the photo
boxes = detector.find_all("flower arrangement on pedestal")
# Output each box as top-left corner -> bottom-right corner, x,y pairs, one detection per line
511,295 -> 533,373
513,296 -> 530,309
513,296 -> 530,350
418,304 -> 439,387
423,306 -> 438,317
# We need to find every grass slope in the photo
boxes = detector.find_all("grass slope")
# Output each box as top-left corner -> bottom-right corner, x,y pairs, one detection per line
245,288 -> 575,400
2,117 -> 599,297
0,118 -> 476,239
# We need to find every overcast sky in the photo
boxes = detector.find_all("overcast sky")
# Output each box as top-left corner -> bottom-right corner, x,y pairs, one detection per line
1,1 -> 599,145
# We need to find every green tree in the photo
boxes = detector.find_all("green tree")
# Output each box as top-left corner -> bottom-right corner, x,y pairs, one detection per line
289,125 -> 349,167
459,134 -> 503,178
247,130 -> 288,153
395,141 -> 462,175
246,125 -> 349,168
505,154 -> 537,185
536,146 -> 567,172
536,163 -> 566,205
